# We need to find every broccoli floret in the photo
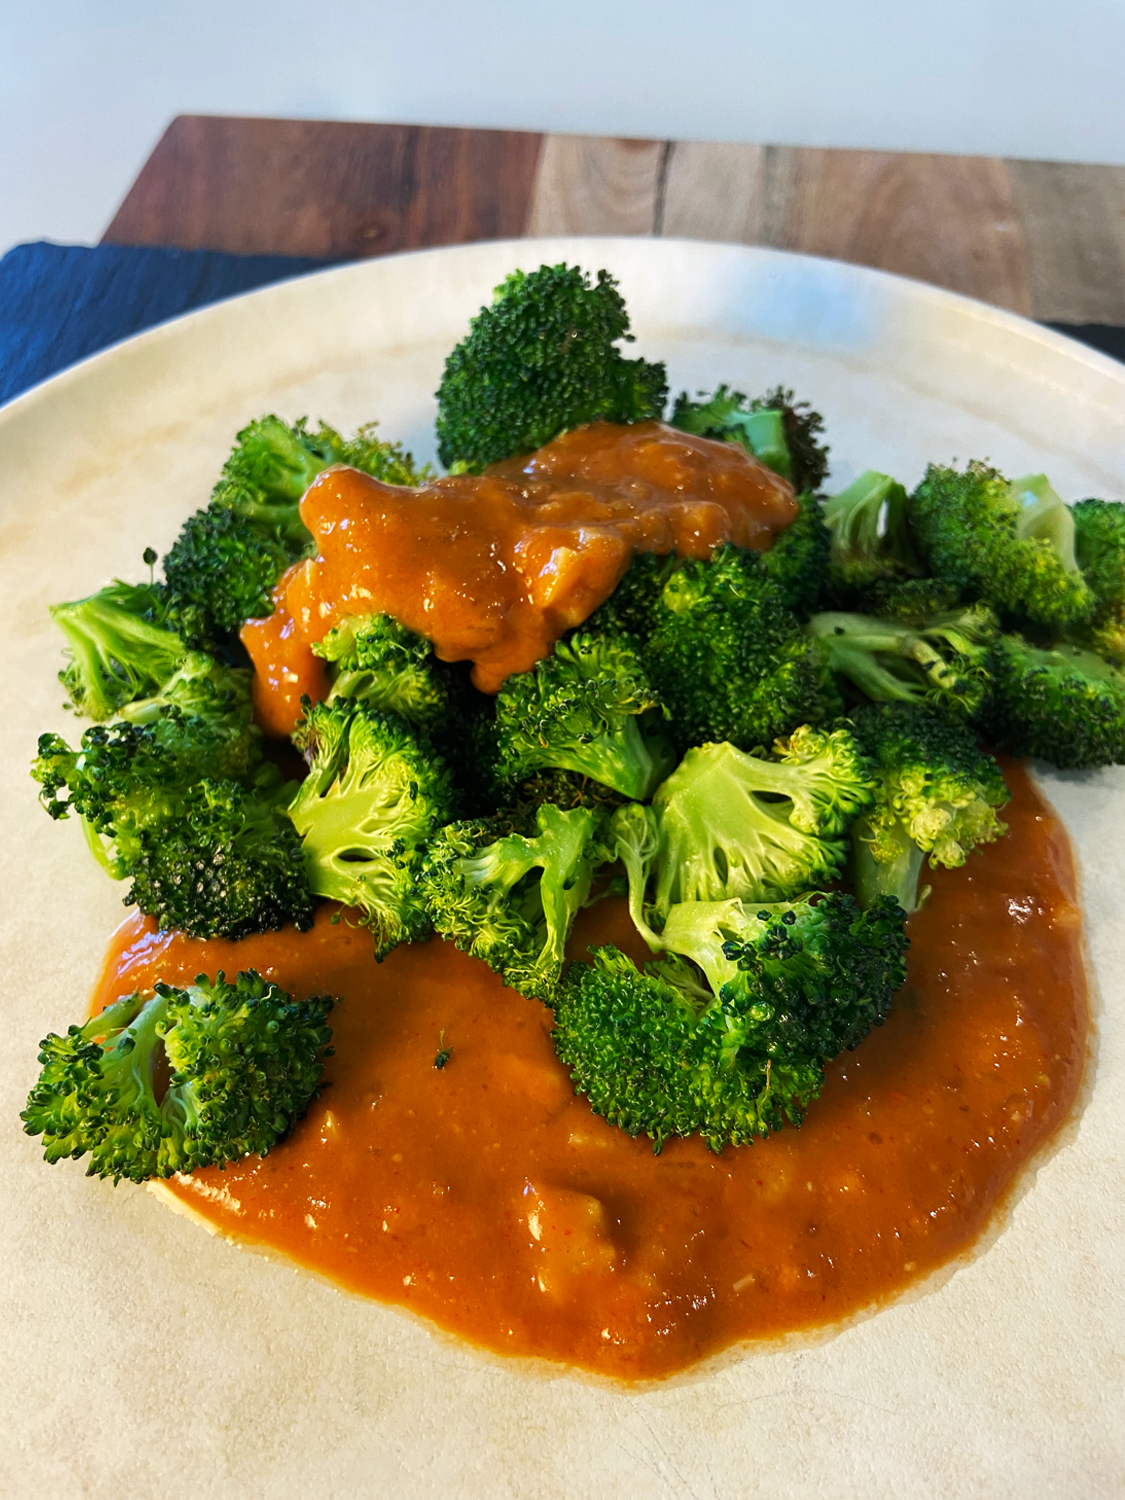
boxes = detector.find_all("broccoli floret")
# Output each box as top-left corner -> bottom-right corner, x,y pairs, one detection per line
758,491 -> 832,617
821,470 -> 920,604
669,385 -> 830,495
642,546 -> 835,752
288,700 -> 454,958
491,632 -> 673,801
847,703 -> 1009,912
552,892 -> 906,1151
625,733 -> 875,928
908,463 -> 1096,633
582,550 -> 678,642
806,604 -> 997,721
986,636 -> 1125,769
163,417 -> 431,644
21,970 -> 334,1183
1073,497 -> 1125,663
421,802 -> 603,1001
434,264 -> 668,472
50,580 -> 189,721
127,777 -> 315,940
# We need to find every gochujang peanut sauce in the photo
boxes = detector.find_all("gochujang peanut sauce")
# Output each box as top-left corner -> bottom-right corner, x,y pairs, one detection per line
240,420 -> 797,735
93,763 -> 1087,1381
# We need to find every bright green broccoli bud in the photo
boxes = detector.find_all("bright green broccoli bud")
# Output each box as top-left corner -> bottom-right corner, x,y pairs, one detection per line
50,580 -> 189,721
848,702 -> 1009,912
669,385 -> 830,495
21,971 -> 334,1183
288,701 -> 454,958
1072,497 -> 1125,664
552,892 -> 906,1152
492,632 -> 673,801
806,604 -> 997,721
313,613 -> 461,732
126,777 -> 315,940
987,635 -> 1125,769
759,491 -> 832,617
163,417 -> 431,645
908,463 -> 1097,633
644,545 -> 834,753
647,736 -> 874,922
421,802 -> 602,1001
582,550 -> 678,643
434,264 -> 668,472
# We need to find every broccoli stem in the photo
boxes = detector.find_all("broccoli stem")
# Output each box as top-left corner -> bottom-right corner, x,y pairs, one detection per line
851,816 -> 927,912
1010,475 -> 1079,572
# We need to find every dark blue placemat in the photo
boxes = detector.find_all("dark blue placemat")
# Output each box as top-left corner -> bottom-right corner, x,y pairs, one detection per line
0,241 -> 334,407
1,240 -> 1122,409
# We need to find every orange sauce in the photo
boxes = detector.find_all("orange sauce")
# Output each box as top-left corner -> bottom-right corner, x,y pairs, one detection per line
94,762 -> 1088,1380
240,421 -> 796,734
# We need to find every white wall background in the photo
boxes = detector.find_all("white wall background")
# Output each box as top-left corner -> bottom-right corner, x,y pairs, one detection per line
3,0 -> 1125,257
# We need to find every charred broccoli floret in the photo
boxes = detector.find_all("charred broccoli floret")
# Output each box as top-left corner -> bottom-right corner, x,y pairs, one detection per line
908,463 -> 1096,633
552,892 -> 907,1151
847,702 -> 1009,912
22,970 -> 334,1183
420,802 -> 603,1001
434,264 -> 668,472
288,700 -> 454,958
669,385 -> 830,495
491,632 -> 673,801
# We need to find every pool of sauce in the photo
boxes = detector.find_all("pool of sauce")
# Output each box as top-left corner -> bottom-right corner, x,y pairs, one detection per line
241,420 -> 796,734
93,762 -> 1087,1381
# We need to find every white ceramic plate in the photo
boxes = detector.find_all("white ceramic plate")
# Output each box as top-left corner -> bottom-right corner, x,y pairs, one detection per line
1,239 -> 1123,1500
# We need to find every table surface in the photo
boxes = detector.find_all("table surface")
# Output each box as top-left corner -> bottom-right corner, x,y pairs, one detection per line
102,115 -> 1125,327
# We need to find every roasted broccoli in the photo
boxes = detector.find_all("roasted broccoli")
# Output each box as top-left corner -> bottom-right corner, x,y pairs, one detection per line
50,580 -> 189,721
669,385 -> 830,495
1072,497 -> 1125,663
22,970 -> 334,1183
163,417 -> 431,643
552,891 -> 907,1151
806,604 -> 997,721
986,636 -> 1125,768
608,731 -> 874,934
908,464 -> 1096,633
421,802 -> 603,1000
434,264 -> 668,472
758,491 -> 832,617
847,703 -> 1009,912
642,546 -> 834,752
491,632 -> 673,801
288,700 -> 454,958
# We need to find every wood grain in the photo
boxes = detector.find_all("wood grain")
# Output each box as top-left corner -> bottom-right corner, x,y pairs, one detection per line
525,135 -> 667,237
103,116 -> 544,260
662,142 -> 1035,315
102,116 -> 1124,325
1006,159 -> 1125,324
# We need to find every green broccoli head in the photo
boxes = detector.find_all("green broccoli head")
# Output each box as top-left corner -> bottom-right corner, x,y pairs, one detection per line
434,264 -> 668,472
163,417 -> 431,646
758,491 -> 832,617
552,891 -> 906,1152
50,580 -> 190,721
492,632 -> 673,801
806,604 -> 997,722
646,735 -> 874,921
669,384 -> 830,495
820,470 -> 921,603
127,777 -> 316,940
581,550 -> 678,643
847,702 -> 1009,911
1072,497 -> 1125,664
22,970 -> 334,1183
288,700 -> 455,958
986,635 -> 1125,769
643,545 -> 836,753
421,802 -> 603,1001
313,613 -> 460,731
908,463 -> 1096,633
